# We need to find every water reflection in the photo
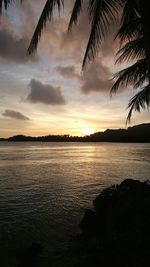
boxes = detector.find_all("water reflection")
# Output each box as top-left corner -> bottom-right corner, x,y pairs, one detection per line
0,142 -> 150,266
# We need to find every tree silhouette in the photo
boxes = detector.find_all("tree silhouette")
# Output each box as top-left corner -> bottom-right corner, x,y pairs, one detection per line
0,0 -> 150,120
111,4 -> 149,122
0,1 -> 149,68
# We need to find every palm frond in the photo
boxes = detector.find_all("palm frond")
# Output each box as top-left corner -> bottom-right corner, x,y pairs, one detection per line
0,0 -> 13,10
28,0 -> 64,54
116,37 -> 145,64
0,0 -> 23,13
82,0 -> 121,68
121,0 -> 140,26
111,59 -> 147,93
68,0 -> 83,31
127,84 -> 150,123
117,18 -> 142,43
134,75 -> 148,89
116,0 -> 141,43
0,0 -> 14,13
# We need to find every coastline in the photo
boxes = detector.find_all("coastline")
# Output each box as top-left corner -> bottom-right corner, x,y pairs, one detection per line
58,179 -> 150,267
1,123 -> 150,143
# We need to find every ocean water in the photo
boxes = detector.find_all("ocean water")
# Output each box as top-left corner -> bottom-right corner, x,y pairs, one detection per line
0,142 -> 150,266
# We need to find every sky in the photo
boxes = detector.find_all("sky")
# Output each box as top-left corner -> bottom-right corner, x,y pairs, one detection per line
0,0 -> 149,137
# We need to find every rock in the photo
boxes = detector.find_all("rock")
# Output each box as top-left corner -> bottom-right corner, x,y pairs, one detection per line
80,209 -> 98,233
80,179 -> 150,267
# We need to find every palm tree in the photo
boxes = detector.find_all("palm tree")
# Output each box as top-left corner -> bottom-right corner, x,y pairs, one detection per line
25,0 -> 150,121
0,0 -> 123,66
0,0 -> 23,12
138,1 -> 150,85
112,51 -> 149,123
0,0 -> 150,120
27,0 -> 123,68
0,0 -> 13,11
0,1 -> 149,71
111,1 -> 150,122
0,0 -> 148,70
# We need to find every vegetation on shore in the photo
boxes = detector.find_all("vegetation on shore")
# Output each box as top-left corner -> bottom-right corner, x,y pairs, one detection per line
1,123 -> 150,142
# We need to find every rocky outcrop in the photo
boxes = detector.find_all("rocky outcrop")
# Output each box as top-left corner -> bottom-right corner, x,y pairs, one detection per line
80,179 -> 150,267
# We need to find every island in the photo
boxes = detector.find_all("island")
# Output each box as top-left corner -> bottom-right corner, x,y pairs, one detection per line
1,123 -> 150,143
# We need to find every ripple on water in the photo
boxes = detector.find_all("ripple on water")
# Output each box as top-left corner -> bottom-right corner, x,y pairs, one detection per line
0,142 -> 150,266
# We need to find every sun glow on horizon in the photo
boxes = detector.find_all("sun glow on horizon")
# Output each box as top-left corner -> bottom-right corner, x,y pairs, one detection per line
82,127 -> 96,136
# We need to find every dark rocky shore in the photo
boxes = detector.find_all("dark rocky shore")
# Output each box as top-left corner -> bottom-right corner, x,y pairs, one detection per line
56,179 -> 150,267
8,179 -> 150,266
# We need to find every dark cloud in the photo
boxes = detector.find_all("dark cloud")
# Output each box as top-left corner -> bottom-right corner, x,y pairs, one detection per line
56,65 -> 80,79
81,61 -> 113,94
0,1 -> 116,65
56,60 -> 114,95
2,110 -> 30,120
0,29 -> 38,63
27,79 -> 66,105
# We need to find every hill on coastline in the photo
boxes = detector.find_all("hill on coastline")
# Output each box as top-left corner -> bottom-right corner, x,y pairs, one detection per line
1,123 -> 150,142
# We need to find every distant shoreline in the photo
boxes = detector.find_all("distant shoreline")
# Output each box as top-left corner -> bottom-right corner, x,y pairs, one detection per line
1,123 -> 150,143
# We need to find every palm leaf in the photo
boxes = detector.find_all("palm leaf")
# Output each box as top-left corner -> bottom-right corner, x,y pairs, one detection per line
111,59 -> 148,93
0,0 -> 14,13
117,18 -> 142,43
28,0 -> 64,54
0,0 -> 23,13
116,0 -> 141,43
82,0 -> 121,68
0,0 -> 13,11
116,37 -> 145,64
127,84 -> 150,123
68,0 -> 83,31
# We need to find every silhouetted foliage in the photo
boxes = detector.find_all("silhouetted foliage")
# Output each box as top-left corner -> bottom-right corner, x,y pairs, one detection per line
3,123 -> 150,143
1,1 -> 150,120
111,6 -> 150,122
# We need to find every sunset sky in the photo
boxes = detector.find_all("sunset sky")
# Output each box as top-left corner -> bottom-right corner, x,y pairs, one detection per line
0,0 -> 149,138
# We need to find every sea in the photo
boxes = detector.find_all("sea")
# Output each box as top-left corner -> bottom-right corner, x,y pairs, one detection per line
0,142 -> 150,266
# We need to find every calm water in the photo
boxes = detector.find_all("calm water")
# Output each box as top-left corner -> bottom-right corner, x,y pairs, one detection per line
0,142 -> 150,266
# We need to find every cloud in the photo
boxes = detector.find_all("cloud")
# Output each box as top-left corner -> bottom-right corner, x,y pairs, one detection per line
0,0 -> 40,63
2,110 -> 30,120
27,79 -> 66,105
59,10 -> 90,59
56,65 -> 80,79
56,60 -> 114,95
0,29 -> 38,63
81,61 -> 113,94
0,1 -> 117,65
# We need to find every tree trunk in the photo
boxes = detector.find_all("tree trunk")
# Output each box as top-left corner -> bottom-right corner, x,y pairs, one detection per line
139,1 -> 150,84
